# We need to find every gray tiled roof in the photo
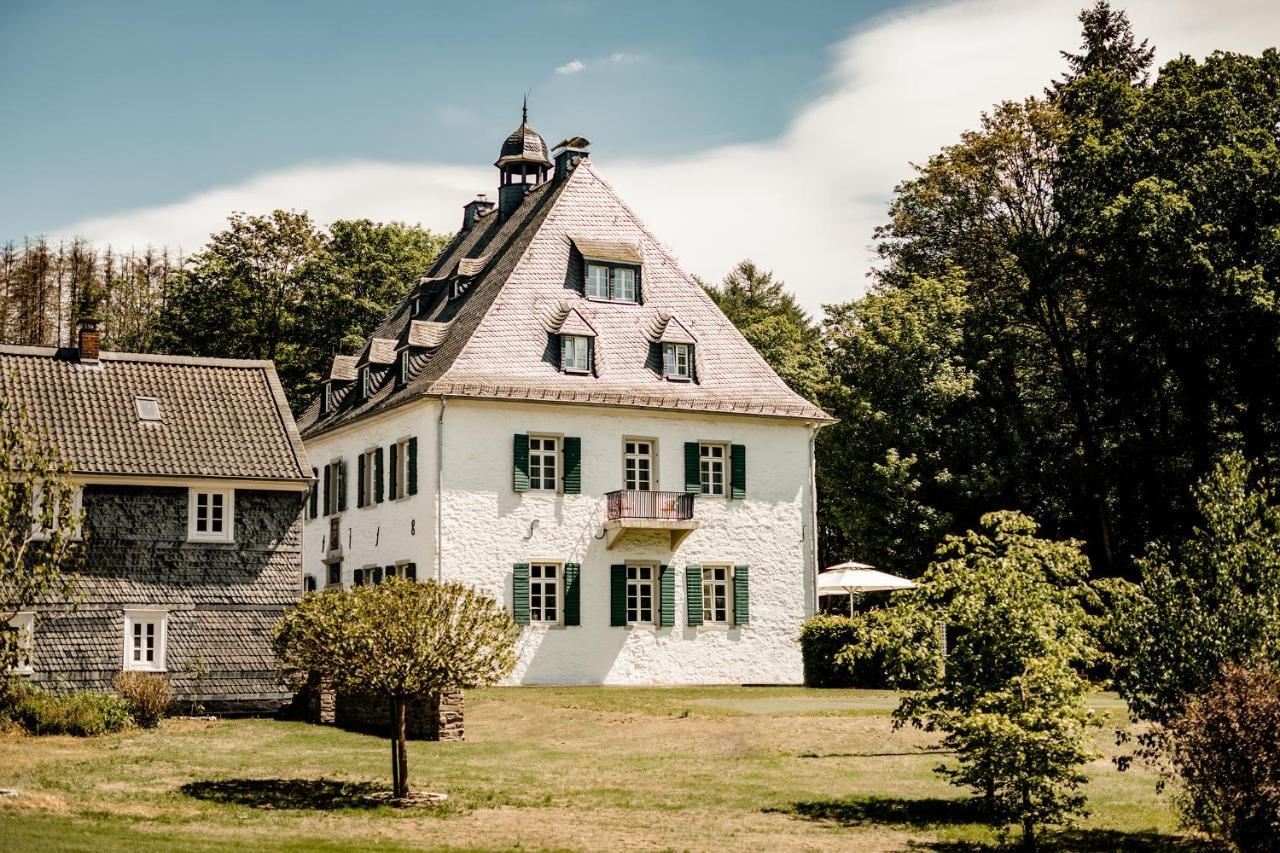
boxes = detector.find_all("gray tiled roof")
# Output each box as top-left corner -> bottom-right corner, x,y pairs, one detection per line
0,347 -> 310,481
299,157 -> 831,438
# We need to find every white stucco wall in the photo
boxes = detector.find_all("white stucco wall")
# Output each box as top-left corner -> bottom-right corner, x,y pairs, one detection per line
304,396 -> 818,685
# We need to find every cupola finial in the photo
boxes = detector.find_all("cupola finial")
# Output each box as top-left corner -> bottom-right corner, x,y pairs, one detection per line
522,93 -> 528,125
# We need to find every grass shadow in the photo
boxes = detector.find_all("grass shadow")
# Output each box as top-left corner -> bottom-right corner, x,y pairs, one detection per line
919,829 -> 1218,851
769,795 -> 989,828
180,778 -> 385,811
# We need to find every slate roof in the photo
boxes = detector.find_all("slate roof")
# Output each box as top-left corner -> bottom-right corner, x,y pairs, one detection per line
0,347 -> 311,481
299,153 -> 831,438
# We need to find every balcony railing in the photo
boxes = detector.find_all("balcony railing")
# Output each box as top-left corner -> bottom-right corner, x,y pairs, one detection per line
606,490 -> 695,522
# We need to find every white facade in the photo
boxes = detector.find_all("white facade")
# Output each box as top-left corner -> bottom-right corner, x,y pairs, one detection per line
303,396 -> 818,685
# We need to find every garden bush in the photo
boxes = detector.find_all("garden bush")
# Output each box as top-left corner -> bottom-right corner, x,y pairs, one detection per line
1165,664 -> 1280,852
0,681 -> 131,736
114,671 -> 172,727
800,614 -> 888,688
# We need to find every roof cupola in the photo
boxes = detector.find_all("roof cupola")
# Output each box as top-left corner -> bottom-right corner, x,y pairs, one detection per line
496,99 -> 551,220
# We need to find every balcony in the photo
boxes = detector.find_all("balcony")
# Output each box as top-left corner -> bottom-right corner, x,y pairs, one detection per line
603,490 -> 698,549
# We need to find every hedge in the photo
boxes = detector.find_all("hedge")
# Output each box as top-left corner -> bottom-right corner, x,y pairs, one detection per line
799,614 -> 889,688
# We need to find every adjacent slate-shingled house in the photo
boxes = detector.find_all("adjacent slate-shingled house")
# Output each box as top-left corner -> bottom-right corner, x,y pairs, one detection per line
299,113 -> 832,685
1,335 -> 311,711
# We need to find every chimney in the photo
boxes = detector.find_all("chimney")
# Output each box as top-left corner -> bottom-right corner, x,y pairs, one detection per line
462,194 -> 495,231
77,319 -> 101,364
553,137 -> 591,182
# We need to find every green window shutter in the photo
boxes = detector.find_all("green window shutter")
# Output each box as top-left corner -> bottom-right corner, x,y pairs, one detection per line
564,562 -> 581,626
730,444 -> 747,499
733,565 -> 749,625
407,437 -> 418,495
513,563 -> 530,626
513,434 -> 530,492
385,444 -> 395,502
405,562 -> 417,581
610,564 -> 627,626
322,464 -> 331,515
686,565 -> 704,627
309,467 -> 318,519
659,565 -> 675,627
357,454 -> 367,508
563,436 -> 582,494
684,442 -> 700,493
337,460 -> 347,512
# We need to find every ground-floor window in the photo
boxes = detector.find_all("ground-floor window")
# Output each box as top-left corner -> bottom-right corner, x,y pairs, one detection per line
702,565 -> 730,624
123,609 -> 167,672
326,561 -> 342,588
627,565 -> 655,624
6,612 -> 34,673
530,563 -> 560,624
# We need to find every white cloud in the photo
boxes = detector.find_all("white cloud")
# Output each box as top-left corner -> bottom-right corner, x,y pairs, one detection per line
609,52 -> 639,63
554,59 -> 586,75
59,0 -> 1280,312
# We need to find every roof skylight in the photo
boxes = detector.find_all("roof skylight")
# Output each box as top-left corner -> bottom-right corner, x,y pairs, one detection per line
135,396 -> 161,422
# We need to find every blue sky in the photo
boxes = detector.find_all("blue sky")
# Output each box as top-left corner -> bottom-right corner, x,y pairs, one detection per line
4,0 -> 1277,309
1,0 -> 897,239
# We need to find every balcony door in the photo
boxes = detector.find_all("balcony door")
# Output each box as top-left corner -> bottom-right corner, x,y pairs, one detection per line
624,439 -> 655,492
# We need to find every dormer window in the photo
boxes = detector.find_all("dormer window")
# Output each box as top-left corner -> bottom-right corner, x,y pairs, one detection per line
561,335 -> 590,374
398,349 -> 412,386
319,384 -> 331,415
664,343 -> 692,380
585,263 -> 638,303
357,366 -> 370,400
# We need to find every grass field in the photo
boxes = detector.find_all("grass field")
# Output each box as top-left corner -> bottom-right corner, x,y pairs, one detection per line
0,687 -> 1202,852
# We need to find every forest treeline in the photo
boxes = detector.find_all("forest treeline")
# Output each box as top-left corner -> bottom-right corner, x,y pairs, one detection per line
4,6 -> 1278,583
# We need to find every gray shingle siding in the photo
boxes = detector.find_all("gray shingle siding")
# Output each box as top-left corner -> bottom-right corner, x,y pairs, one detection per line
24,484 -> 304,711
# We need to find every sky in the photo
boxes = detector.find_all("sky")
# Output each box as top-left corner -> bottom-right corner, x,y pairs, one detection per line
3,0 -> 1279,312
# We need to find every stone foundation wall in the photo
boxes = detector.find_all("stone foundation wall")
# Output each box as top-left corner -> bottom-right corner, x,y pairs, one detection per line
303,682 -> 463,741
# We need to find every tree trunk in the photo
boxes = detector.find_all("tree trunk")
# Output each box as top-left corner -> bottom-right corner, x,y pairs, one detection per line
388,698 -> 400,798
394,696 -> 409,798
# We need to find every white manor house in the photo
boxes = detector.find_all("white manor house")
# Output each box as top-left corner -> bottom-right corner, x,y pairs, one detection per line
298,111 -> 832,685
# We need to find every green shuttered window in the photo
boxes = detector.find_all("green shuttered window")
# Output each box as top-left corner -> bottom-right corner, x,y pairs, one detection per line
336,460 -> 347,512
685,565 -> 703,626
659,565 -> 675,627
385,443 -> 395,503
374,447 -> 385,503
610,564 -> 627,626
309,467 -> 318,519
733,565 -> 749,625
322,463 -> 332,515
356,454 -> 366,508
563,436 -> 582,494
512,563 -> 530,626
407,437 -> 418,495
564,562 -> 581,626
730,444 -> 746,499
684,442 -> 700,493
513,434 -> 530,492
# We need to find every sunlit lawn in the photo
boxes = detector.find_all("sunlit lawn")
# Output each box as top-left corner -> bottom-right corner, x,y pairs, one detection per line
0,687 -> 1198,852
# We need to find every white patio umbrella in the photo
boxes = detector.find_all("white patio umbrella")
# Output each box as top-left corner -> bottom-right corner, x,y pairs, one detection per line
818,562 -> 916,610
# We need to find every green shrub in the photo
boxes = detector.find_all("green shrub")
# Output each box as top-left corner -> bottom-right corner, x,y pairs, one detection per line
114,671 -> 172,728
0,682 -> 132,736
800,615 -> 878,688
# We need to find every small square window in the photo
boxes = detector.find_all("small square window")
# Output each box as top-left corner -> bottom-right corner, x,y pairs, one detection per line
663,343 -> 691,380
7,612 -> 34,673
135,397 -> 161,422
122,609 -> 167,672
562,335 -> 590,373
188,488 -> 234,542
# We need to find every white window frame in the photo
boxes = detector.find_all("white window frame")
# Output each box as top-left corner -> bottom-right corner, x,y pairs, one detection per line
393,437 -> 411,500
529,562 -> 562,625
325,560 -> 342,588
359,448 -> 377,507
188,487 -> 234,542
122,609 -> 167,672
398,349 -> 411,385
7,612 -> 34,674
357,366 -> 370,400
700,443 -> 727,497
626,563 -> 657,625
528,434 -> 560,492
30,482 -> 83,541
613,267 -> 637,302
585,263 -> 610,299
702,564 -> 732,625
561,335 -> 590,374
391,560 -> 415,581
624,438 -> 655,491
664,342 -> 692,380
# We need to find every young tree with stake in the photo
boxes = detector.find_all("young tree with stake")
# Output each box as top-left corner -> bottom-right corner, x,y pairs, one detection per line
274,578 -> 517,799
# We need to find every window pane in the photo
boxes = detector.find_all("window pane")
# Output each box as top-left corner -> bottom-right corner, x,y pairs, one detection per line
587,265 -> 609,299
614,268 -> 635,301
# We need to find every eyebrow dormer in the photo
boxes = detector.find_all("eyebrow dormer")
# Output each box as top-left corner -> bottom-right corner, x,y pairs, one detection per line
649,312 -> 697,382
320,355 -> 358,415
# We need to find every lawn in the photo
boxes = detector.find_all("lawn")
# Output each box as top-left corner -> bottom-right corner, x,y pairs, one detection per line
0,687 -> 1198,852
